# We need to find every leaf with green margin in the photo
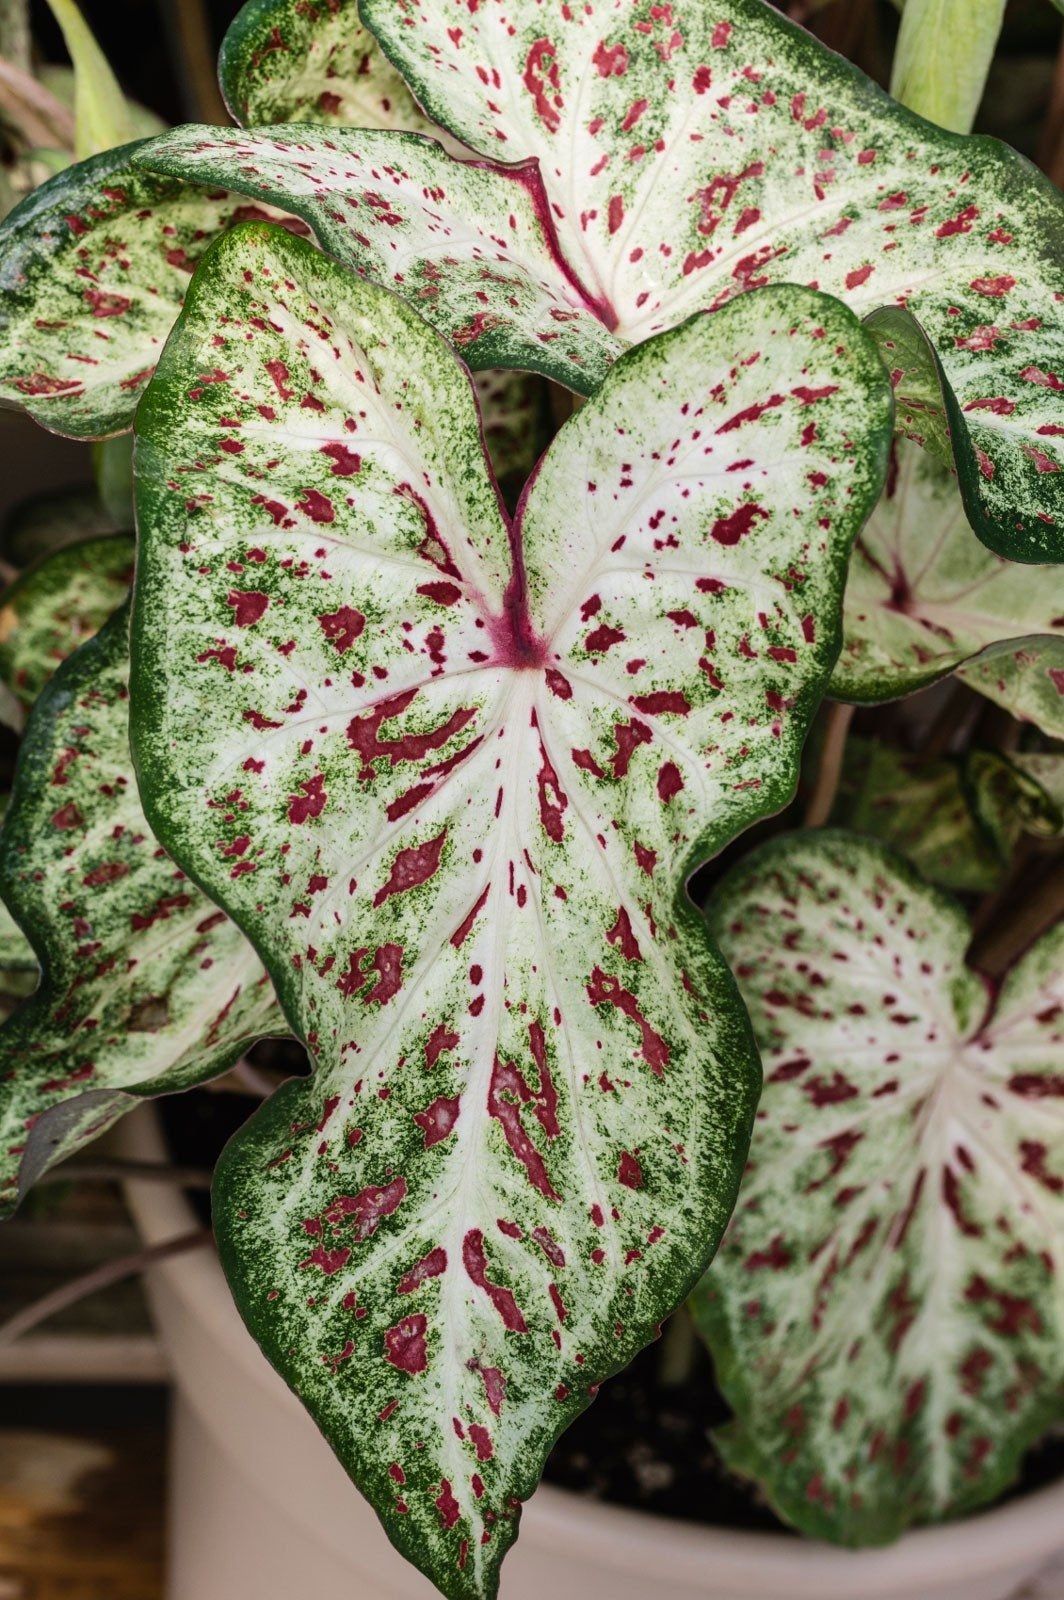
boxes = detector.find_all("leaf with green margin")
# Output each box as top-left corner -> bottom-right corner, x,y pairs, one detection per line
693,830 -> 1064,1544
219,0 -> 441,137
0,604 -> 286,1218
956,636 -> 1064,738
129,220 -> 891,1600
0,534 -> 134,710
346,0 -> 1064,562
1,486 -> 126,566
831,737 -> 1003,893
831,437 -> 1064,704
0,140 -> 309,439
135,124 -> 623,389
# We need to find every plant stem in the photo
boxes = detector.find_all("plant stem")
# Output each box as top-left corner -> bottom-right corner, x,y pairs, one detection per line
804,701 -> 854,827
37,1157 -> 212,1189
0,1228 -> 210,1347
968,853 -> 1064,977
155,0 -> 226,124
0,0 -> 30,73
658,1306 -> 699,1388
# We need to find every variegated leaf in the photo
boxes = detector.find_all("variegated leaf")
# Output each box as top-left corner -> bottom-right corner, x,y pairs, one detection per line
964,747 -> 1063,857
0,534 -> 133,710
135,125 -> 623,389
129,221 -> 891,1600
693,831 -> 1064,1543
956,637 -> 1064,739
1,485 -> 125,566
832,439 -> 1064,703
831,738 -> 1002,894
220,0 -> 439,136
0,141 -> 307,439
472,369 -> 551,493
351,0 -> 1064,561
0,605 -> 285,1217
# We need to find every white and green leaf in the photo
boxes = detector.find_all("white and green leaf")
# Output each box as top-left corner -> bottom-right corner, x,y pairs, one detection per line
129,220 -> 891,1600
0,605 -> 285,1218
219,0 -> 440,137
832,438 -> 1064,703
0,142 -> 307,439
693,831 -> 1064,1543
0,534 -> 134,710
135,124 -> 623,389
352,0 -> 1064,561
956,637 -> 1064,739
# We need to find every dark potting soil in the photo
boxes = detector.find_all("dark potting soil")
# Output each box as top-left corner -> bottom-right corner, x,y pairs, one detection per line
160,1063 -> 1064,1534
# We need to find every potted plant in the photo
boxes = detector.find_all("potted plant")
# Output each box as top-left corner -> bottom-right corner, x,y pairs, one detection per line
0,1 -> 1062,1598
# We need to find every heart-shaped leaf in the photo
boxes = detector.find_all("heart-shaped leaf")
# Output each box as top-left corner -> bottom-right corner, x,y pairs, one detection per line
135,125 -> 623,390
129,219 -> 891,1600
0,604 -> 285,1217
692,830 -> 1064,1544
356,0 -> 1064,561
220,0 -> 439,136
956,637 -> 1064,739
0,533 -> 134,710
832,439 -> 1063,703
0,141 -> 307,438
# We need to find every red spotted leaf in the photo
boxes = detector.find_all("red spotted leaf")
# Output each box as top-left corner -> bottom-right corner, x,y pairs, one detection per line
0,534 -> 134,711
129,222 -> 891,1598
693,831 -> 1064,1543
0,606 -> 285,1217
832,439 -> 1063,706
956,636 -> 1064,740
354,0 -> 1064,561
0,141 -> 308,439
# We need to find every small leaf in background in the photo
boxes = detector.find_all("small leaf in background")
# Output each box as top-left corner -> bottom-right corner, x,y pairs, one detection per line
891,0 -> 1007,134
0,534 -> 133,710
0,486 -> 125,567
43,0 -> 134,158
220,0 -> 440,137
356,0 -> 1064,561
129,220 -> 890,1600
469,369 -> 552,498
964,746 -> 1063,856
0,605 -> 285,1217
831,738 -> 1003,893
694,830 -> 1064,1544
956,637 -> 1064,739
0,146 -> 308,438
832,438 -> 1063,704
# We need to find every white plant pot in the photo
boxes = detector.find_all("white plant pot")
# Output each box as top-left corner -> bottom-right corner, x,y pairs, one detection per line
120,1105 -> 1064,1600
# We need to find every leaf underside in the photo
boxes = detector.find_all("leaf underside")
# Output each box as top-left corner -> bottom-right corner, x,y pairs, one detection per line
0,533 -> 134,709
955,636 -> 1064,740
0,140 -> 308,439
332,0 -> 1064,561
831,438 -> 1064,704
129,220 -> 890,1600
694,831 -> 1064,1544
0,605 -> 284,1217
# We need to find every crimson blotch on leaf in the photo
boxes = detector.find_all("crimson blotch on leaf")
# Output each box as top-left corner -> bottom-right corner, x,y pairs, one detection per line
128,220 -> 892,1600
694,830 -> 1064,1544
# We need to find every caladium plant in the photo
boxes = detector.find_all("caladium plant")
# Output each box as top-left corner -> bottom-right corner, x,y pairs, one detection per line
833,439 -> 1064,715
127,217 -> 891,1597
693,830 -> 1064,1542
0,602 -> 285,1216
0,532 -> 134,710
125,0 -> 1064,562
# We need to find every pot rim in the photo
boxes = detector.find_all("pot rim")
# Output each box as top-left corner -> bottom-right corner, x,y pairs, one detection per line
119,1103 -> 1064,1591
